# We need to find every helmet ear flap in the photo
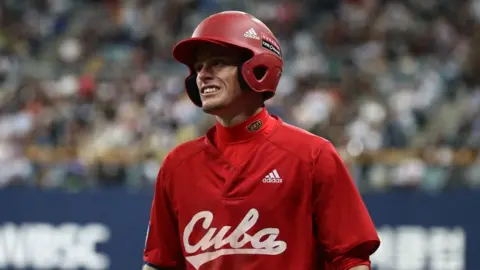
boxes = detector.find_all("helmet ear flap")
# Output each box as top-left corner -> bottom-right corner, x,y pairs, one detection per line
185,73 -> 202,107
241,53 -> 282,95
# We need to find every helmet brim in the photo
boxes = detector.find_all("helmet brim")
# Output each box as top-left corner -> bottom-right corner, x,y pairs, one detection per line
172,38 -> 229,68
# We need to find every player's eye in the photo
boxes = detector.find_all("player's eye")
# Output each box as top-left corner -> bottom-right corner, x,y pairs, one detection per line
194,63 -> 204,73
195,58 -> 229,73
211,59 -> 227,68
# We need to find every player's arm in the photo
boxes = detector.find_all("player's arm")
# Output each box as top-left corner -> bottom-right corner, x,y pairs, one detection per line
143,157 -> 185,270
312,141 -> 380,269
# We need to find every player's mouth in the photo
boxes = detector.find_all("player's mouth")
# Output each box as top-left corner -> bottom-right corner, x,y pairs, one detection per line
200,86 -> 220,95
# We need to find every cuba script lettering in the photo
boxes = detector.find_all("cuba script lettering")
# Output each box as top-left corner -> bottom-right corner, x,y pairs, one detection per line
183,208 -> 287,269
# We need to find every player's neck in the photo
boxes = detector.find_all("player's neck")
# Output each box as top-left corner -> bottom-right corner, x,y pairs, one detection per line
216,106 -> 264,127
213,106 -> 274,147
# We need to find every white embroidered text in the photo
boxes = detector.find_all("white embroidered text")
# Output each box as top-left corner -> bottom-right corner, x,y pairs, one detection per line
183,208 -> 287,269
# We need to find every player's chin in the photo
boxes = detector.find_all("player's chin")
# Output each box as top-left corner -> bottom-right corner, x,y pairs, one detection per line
201,103 -> 225,115
201,98 -> 227,114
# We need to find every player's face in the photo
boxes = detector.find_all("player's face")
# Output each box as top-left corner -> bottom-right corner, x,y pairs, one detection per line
194,44 -> 244,115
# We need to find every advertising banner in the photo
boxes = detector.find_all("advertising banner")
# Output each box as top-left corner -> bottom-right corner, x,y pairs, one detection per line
0,188 -> 477,270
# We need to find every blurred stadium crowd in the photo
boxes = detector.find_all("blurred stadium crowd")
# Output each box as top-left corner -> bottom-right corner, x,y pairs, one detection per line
0,0 -> 479,192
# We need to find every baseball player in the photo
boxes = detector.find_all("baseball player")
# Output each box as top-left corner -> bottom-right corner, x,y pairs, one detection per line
143,11 -> 380,270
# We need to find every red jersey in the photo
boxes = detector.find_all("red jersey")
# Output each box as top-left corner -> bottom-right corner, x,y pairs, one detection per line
144,108 -> 380,270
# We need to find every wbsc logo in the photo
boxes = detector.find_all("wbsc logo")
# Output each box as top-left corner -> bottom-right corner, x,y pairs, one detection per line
371,225 -> 466,270
0,222 -> 111,270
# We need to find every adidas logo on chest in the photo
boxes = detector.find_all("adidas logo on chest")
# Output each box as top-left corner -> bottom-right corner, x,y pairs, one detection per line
262,169 -> 282,184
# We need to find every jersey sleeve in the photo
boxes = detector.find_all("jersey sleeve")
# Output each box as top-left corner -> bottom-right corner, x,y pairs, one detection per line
312,141 -> 380,268
143,158 -> 185,269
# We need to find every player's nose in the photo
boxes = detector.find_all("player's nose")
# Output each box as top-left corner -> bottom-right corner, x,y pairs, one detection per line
197,65 -> 214,82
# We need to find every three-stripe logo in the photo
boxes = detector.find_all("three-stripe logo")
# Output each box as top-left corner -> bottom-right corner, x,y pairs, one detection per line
244,28 -> 260,40
262,169 -> 282,183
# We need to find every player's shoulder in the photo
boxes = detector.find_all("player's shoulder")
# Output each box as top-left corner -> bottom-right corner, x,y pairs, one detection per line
268,120 -> 333,162
272,120 -> 330,147
161,136 -> 207,171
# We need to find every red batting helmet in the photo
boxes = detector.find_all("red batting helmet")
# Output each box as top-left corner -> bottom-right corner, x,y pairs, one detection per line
172,11 -> 283,107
